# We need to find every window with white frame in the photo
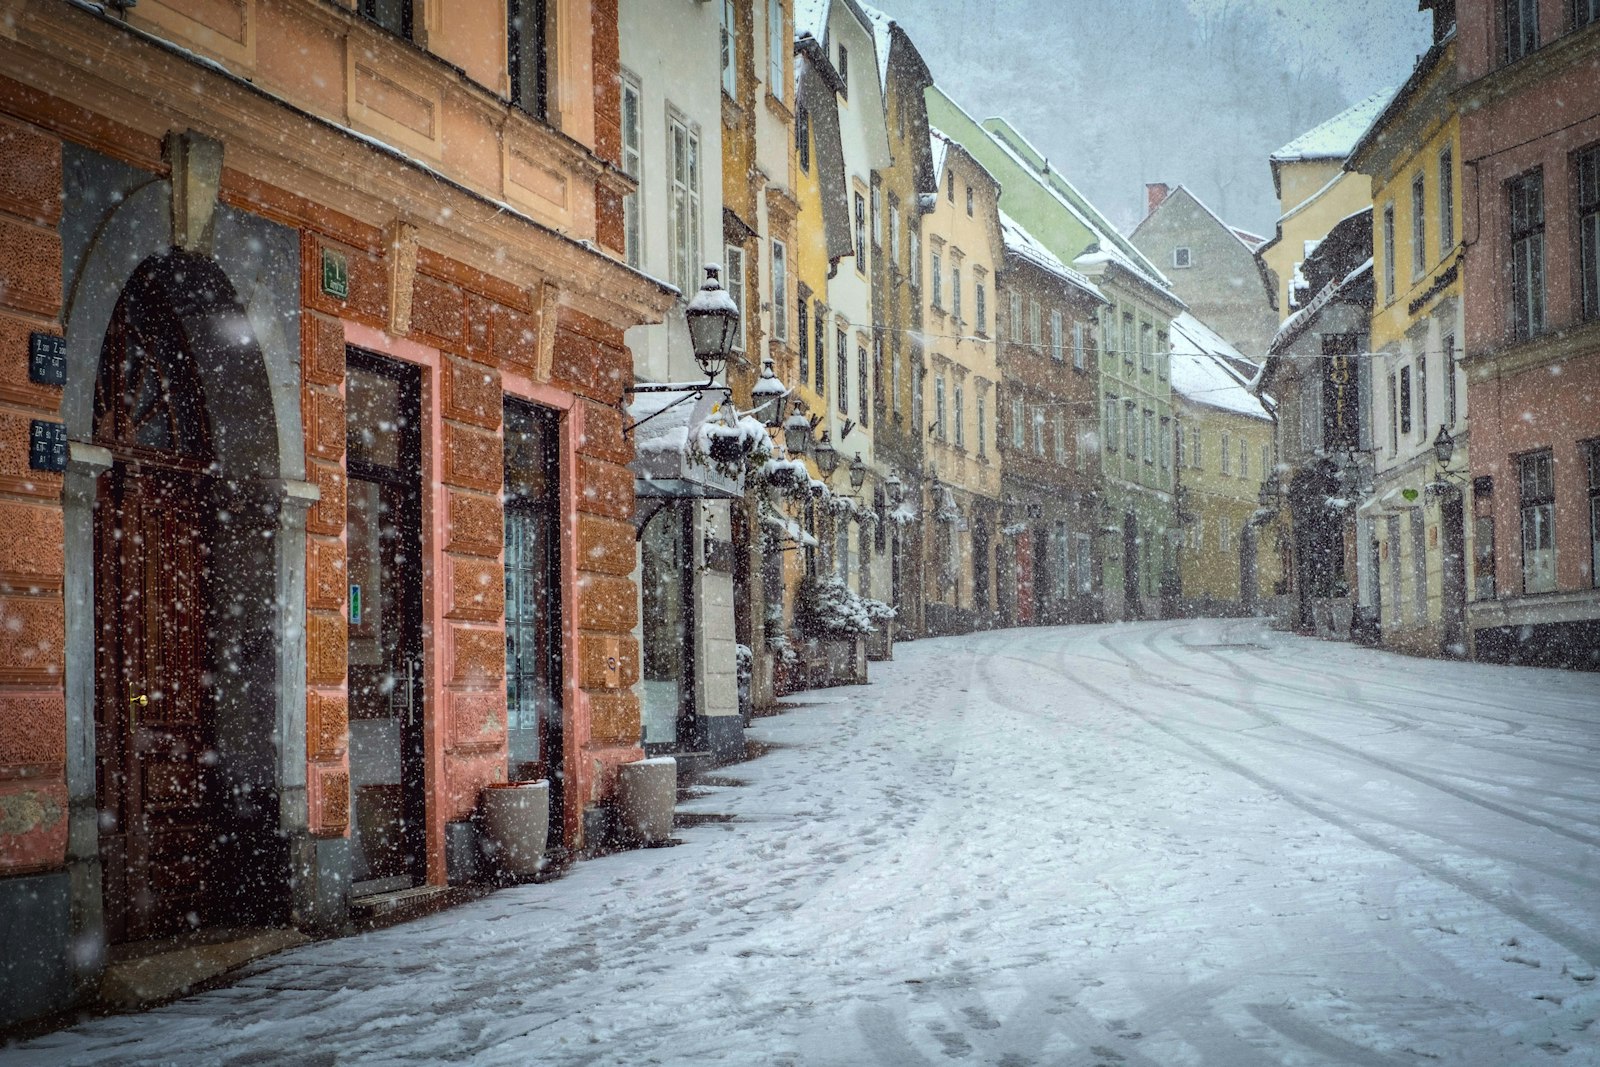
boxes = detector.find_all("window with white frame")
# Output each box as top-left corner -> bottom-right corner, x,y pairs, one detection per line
912,360 -> 924,437
1033,408 -> 1046,455
1124,402 -> 1136,461
1175,423 -> 1186,467
1192,426 -> 1204,469
1520,449 -> 1555,593
1578,145 -> 1600,321
1029,300 -> 1043,348
858,343 -> 869,425
1412,173 -> 1427,278
1072,321 -> 1085,369
1142,409 -> 1154,464
769,240 -> 786,343
935,375 -> 947,439
977,393 -> 986,456
1382,202 -> 1396,302
872,185 -> 883,248
1156,330 -> 1168,379
1221,430 -> 1232,474
1174,247 -> 1191,268
621,76 -> 642,268
1054,411 -> 1066,463
1010,290 -> 1023,342
1013,395 -> 1026,449
668,114 -> 702,295
953,381 -> 964,448
1439,145 -> 1455,257
1139,322 -> 1152,372
931,249 -> 943,308
767,0 -> 784,96
952,264 -> 962,322
909,229 -> 921,290
854,191 -> 867,273
1104,396 -> 1118,452
1160,417 -> 1171,472
725,243 -> 745,351
975,279 -> 987,334
1510,169 -> 1546,340
1051,309 -> 1064,362
1075,426 -> 1089,472
1444,332 -> 1458,425
1122,311 -> 1135,369
720,0 -> 736,97
889,198 -> 901,266
837,327 -> 848,413
1238,437 -> 1248,479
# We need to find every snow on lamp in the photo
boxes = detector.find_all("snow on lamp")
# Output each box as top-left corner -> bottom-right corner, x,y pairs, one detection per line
685,264 -> 739,383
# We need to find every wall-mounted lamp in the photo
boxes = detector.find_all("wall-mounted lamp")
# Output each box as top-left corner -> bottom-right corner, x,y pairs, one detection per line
685,264 -> 739,384
813,432 -> 840,476
848,453 -> 867,491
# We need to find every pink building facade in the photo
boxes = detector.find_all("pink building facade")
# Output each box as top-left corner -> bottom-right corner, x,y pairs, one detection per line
1456,0 -> 1600,667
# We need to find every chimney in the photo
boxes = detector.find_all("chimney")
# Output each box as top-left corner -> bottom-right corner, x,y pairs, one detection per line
1145,182 -> 1171,218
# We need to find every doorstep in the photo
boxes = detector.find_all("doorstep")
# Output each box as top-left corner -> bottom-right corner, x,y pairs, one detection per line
98,927 -> 311,1010
350,884 -> 482,930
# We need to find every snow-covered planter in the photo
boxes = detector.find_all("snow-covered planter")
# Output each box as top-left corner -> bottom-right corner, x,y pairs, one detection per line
862,598 -> 897,662
794,575 -> 875,640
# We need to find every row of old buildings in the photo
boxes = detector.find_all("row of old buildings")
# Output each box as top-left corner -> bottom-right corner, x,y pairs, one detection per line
1208,0 -> 1599,671
2,0 -> 1593,1030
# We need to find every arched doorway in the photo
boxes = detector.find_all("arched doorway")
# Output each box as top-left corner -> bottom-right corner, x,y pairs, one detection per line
92,251 -> 227,943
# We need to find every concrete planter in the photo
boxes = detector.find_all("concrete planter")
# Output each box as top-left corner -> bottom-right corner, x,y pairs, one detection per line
825,636 -> 869,685
480,780 -> 549,879
866,619 -> 895,661
617,757 -> 677,846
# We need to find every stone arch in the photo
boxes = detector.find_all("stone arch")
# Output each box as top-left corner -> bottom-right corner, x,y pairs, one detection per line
61,175 -> 310,952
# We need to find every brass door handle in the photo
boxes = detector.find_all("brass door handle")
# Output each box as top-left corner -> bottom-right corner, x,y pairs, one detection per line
129,689 -> 148,727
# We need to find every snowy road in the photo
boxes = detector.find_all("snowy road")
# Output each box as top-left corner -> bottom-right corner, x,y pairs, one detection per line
9,619 -> 1600,1066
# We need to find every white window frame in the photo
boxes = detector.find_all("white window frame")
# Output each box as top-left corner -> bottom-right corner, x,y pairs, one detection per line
668,112 -> 702,295
725,243 -> 745,351
767,0 -> 784,97
621,75 -> 643,269
720,0 -> 737,98
769,239 -> 787,344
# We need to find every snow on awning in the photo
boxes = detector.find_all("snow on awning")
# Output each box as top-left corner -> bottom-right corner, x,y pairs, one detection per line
628,384 -> 742,500
761,511 -> 817,547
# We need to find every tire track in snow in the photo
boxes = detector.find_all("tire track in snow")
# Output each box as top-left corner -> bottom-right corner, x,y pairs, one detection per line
1090,625 -> 1600,851
1040,631 -> 1600,971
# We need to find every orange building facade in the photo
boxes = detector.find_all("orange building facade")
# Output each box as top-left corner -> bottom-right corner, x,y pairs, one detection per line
0,0 -> 669,1025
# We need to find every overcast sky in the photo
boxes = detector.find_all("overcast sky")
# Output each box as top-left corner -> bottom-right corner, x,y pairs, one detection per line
870,0 -> 1434,235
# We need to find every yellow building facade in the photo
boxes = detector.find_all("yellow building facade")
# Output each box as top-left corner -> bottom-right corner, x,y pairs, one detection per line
919,130 -> 1005,630
1170,314 -> 1281,614
1348,37 -> 1471,657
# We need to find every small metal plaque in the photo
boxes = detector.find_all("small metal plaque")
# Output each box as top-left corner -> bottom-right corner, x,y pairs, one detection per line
28,333 -> 66,386
349,583 -> 362,625
28,420 -> 68,472
321,247 -> 349,300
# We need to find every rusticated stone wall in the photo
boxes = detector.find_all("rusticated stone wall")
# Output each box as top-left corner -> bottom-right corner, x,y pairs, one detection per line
0,115 -> 67,877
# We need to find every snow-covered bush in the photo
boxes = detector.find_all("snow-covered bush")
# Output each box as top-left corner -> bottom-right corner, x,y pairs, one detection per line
794,575 -> 876,639
860,597 -> 897,624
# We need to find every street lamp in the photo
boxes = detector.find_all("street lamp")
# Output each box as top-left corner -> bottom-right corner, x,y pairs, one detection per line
783,411 -> 814,456
813,431 -> 840,476
1432,425 -> 1456,467
684,264 -> 739,384
848,453 -> 867,491
886,471 -> 904,504
752,357 -> 790,428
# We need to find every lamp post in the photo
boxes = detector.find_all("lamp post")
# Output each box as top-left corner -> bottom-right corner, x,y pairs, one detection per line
886,472 -> 903,505
684,264 -> 739,384
752,357 -> 790,429
623,264 -> 741,438
848,453 -> 867,491
813,432 -> 840,476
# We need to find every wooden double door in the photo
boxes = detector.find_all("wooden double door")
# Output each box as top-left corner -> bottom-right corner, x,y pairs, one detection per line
95,464 -> 216,943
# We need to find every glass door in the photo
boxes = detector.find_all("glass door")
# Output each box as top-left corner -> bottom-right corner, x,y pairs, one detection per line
345,351 -> 424,894
504,400 -> 563,838
641,503 -> 693,748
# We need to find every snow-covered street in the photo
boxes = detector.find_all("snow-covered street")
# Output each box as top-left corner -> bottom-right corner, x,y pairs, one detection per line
10,619 -> 1600,1066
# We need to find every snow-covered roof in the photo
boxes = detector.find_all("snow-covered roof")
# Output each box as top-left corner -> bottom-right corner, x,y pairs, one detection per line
1168,313 -> 1272,421
999,209 -> 1104,301
928,128 -> 950,186
794,0 -> 830,40
855,1 -> 895,94
1271,86 -> 1399,163
1269,258 -> 1373,355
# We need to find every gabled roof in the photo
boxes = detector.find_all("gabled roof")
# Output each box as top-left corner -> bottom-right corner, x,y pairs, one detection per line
1131,184 -> 1261,260
1169,313 -> 1272,421
1346,31 -> 1455,175
853,1 -> 896,95
999,210 -> 1104,303
1271,86 -> 1399,164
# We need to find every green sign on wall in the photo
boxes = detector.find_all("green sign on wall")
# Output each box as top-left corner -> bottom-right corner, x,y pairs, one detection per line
321,247 -> 349,300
